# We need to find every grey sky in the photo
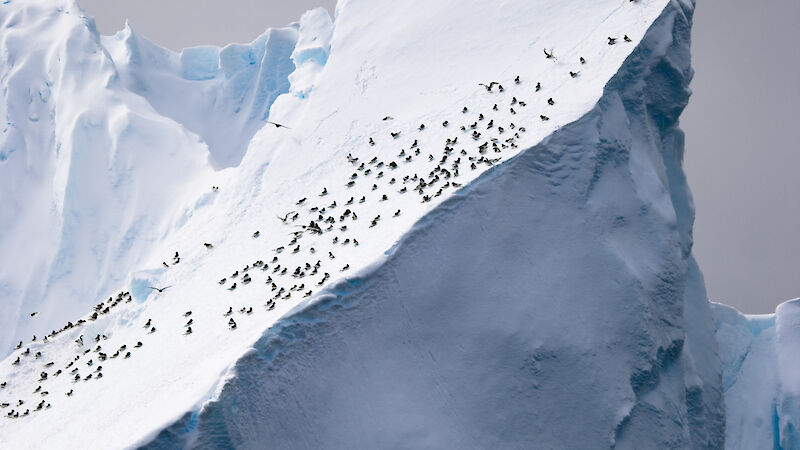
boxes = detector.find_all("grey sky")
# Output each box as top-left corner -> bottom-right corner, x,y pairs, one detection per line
77,0 -> 798,314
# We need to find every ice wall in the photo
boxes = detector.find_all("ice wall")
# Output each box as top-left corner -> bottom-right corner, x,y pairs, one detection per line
145,1 -> 725,448
102,22 -> 299,168
713,299 -> 800,449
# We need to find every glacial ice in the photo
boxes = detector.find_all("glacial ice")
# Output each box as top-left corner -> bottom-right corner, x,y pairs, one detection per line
0,0 -> 795,448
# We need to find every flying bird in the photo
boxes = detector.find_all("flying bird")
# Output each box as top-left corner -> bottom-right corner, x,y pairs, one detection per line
148,286 -> 171,293
266,121 -> 291,129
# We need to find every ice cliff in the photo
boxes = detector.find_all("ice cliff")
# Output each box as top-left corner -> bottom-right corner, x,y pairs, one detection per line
0,0 -> 794,448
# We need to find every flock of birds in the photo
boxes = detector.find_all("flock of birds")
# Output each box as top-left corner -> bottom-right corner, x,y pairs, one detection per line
1,29 -> 638,420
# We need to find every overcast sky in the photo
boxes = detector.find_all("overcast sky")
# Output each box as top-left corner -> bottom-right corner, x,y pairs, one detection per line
78,0 -> 798,314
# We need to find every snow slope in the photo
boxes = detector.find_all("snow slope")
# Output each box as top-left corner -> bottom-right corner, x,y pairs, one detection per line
0,0 -> 214,358
0,0 -> 785,447
145,1 -> 725,448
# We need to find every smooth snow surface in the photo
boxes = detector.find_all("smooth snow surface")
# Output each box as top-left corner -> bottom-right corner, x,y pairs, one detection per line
0,0 -> 779,447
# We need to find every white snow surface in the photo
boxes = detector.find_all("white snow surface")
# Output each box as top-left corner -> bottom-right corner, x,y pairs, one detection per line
0,0 -> 781,447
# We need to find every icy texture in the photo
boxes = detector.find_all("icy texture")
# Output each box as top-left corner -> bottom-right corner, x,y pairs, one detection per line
2,0 -> 789,447
103,22 -> 298,167
713,299 -> 800,449
146,0 -> 725,448
0,0 -> 213,357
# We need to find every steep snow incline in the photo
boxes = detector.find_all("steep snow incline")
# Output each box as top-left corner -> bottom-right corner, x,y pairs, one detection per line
0,0 -> 214,357
713,299 -> 800,449
0,0 -> 727,448
145,0 -> 724,448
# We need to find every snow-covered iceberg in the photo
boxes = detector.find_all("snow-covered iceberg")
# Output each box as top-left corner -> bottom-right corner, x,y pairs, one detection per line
0,0 -> 794,448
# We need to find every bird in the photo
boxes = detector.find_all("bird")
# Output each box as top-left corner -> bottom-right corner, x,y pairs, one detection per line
569,71 -> 580,78
478,82 -> 498,92
204,243 -> 213,249
544,48 -> 555,59
30,312 -> 38,317
185,327 -> 192,335
277,211 -> 296,223
580,57 -> 586,64
547,98 -> 555,105
184,311 -> 192,317
266,121 -> 291,129
608,37 -> 617,45
535,82 -> 542,92
148,286 -> 170,293
624,35 -> 632,42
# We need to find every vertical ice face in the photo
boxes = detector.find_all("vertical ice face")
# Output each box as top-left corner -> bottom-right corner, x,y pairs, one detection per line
104,21 -> 299,168
713,299 -> 800,449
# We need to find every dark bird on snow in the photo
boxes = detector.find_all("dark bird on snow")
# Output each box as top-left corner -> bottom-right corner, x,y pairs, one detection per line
543,48 -> 555,59
608,37 -> 617,45
569,71 -> 580,78
266,121 -> 291,129
30,312 -> 38,317
277,211 -> 296,223
624,35 -> 632,42
204,243 -> 213,249
148,286 -> 170,293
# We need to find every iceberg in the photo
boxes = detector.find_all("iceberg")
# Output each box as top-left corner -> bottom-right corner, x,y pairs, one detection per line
0,0 -> 793,448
